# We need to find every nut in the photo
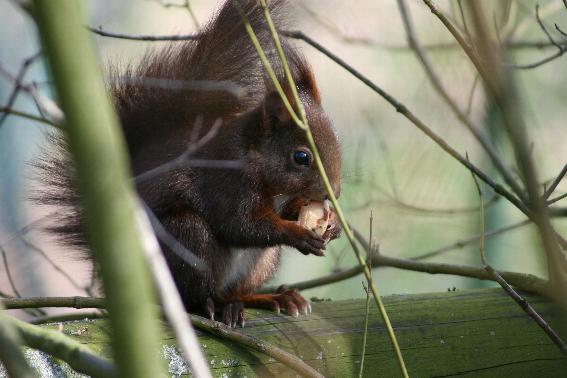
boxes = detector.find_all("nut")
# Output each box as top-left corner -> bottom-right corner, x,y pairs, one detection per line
298,200 -> 331,236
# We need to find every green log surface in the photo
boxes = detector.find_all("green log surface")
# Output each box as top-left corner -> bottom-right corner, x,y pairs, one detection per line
27,288 -> 567,377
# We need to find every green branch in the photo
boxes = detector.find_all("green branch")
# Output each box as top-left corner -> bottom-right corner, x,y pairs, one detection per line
32,1 -> 165,376
0,304 -> 36,377
5,313 -> 115,377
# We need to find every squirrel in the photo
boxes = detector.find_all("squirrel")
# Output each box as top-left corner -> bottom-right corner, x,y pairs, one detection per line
35,0 -> 342,327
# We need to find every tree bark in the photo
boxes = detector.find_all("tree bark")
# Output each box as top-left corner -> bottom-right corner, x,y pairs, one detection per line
12,288 -> 567,377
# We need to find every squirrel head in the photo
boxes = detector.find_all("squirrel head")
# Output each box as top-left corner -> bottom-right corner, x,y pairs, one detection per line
247,87 -> 341,202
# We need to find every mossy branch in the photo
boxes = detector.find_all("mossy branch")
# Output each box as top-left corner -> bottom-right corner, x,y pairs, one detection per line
4,313 -> 115,377
0,304 -> 36,377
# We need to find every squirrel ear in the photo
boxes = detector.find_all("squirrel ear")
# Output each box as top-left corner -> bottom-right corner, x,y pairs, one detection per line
263,91 -> 292,127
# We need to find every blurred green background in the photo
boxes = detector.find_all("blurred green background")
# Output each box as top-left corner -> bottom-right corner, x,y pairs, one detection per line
0,0 -> 566,309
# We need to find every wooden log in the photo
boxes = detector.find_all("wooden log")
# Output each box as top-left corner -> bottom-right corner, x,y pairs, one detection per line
10,288 -> 567,377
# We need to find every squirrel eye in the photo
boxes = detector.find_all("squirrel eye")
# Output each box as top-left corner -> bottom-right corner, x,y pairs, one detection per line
293,150 -> 311,167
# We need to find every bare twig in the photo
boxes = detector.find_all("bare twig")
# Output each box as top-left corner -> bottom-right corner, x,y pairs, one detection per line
358,281 -> 371,378
351,181 -> 500,216
0,246 -> 46,317
20,237 -> 84,291
504,4 -> 567,69
535,4 -> 562,50
412,219 -> 530,261
465,74 -> 480,115
88,26 -> 198,41
0,63 -> 64,124
0,216 -> 50,250
548,192 -> 567,205
1,247 -> 22,298
423,0 -> 567,70
0,51 -> 42,129
0,106 -> 56,127
358,212 -> 374,378
544,163 -> 567,199
146,0 -> 200,31
471,166 -> 567,355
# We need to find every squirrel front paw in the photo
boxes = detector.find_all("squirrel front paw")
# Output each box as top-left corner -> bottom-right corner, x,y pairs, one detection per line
283,222 -> 326,256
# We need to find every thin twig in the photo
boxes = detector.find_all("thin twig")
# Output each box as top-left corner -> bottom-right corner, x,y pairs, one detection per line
470,166 -> 567,355
503,4 -> 567,69
465,74 -> 479,115
358,281 -> 371,378
535,4 -> 562,50
0,63 -> 64,124
423,0 -> 566,70
146,0 -> 201,31
0,106 -> 56,127
548,192 -> 567,205
20,237 -> 84,291
1,247 -> 22,297
543,163 -> 567,199
412,219 -> 530,260
0,215 -> 50,250
359,212 -> 374,378
0,51 -> 42,129
88,26 -> 198,41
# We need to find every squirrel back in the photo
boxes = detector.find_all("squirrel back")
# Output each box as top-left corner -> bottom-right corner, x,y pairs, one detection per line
35,0 -> 342,314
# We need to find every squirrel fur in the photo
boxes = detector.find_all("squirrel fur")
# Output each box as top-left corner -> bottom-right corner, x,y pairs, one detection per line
35,0 -> 342,326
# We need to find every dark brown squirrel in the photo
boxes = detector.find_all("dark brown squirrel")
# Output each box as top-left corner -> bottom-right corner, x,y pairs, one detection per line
35,0 -> 342,327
